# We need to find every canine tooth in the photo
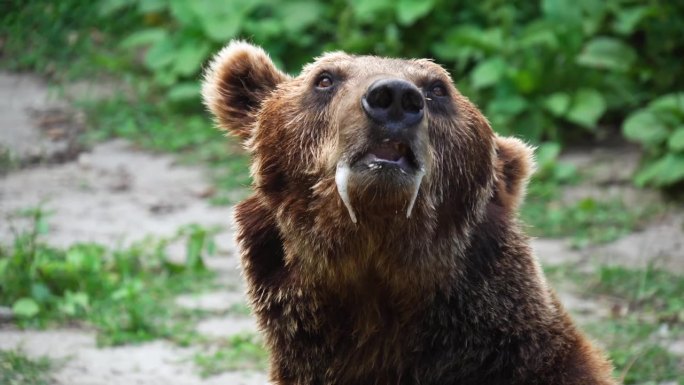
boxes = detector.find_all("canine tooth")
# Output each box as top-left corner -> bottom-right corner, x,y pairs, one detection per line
335,162 -> 357,223
406,168 -> 425,219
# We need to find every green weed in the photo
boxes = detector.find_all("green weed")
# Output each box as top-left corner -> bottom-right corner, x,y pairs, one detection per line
193,333 -> 268,377
589,319 -> 683,384
0,1 -> 135,79
0,208 -> 218,346
523,196 -> 658,248
227,303 -> 253,317
521,143 -> 659,247
0,349 -> 55,385
548,265 -> 684,384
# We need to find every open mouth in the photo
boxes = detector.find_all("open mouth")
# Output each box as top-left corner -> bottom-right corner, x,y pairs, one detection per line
336,139 -> 426,223
356,140 -> 418,173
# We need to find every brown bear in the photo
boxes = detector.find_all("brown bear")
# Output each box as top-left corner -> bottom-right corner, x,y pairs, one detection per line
202,41 -> 617,385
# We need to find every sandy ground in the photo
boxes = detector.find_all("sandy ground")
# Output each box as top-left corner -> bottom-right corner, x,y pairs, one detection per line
1,71 -> 682,384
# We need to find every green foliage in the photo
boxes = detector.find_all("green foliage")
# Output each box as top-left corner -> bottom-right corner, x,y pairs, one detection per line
583,266 -> 684,383
0,0 -> 136,77
0,208 -> 218,346
595,266 -> 684,318
91,0 -> 683,146
193,333 -> 268,376
0,349 -> 55,385
525,196 -> 657,248
622,93 -> 684,188
593,319 -> 683,384
521,143 -> 659,247
3,1 -> 684,188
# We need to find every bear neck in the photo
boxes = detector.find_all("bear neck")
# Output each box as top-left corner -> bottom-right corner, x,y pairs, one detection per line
271,185 -> 500,304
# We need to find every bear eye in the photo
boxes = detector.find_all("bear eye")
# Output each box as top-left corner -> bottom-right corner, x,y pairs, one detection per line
429,82 -> 447,98
316,73 -> 334,89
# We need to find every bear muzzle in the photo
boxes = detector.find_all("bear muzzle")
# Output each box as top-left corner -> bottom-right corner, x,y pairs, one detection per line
362,78 -> 425,131
333,78 -> 430,224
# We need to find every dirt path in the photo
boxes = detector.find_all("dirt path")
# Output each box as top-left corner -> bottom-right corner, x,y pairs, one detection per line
1,71 -> 682,384
0,72 -> 266,385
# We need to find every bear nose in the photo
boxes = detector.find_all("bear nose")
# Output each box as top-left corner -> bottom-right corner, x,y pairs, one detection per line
362,79 -> 424,130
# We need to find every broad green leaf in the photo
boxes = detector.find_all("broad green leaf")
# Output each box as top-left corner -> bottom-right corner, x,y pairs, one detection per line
566,89 -> 606,129
519,21 -> 558,49
168,82 -> 201,102
173,41 -> 210,76
66,245 -> 102,272
349,0 -> 393,19
536,142 -> 561,168
443,26 -> 503,53
635,153 -> 684,187
622,110 -> 669,146
120,28 -> 168,49
648,92 -> 684,113
396,0 -> 435,26
188,1 -> 257,41
542,0 -> 581,22
99,0 -> 135,16
169,0 -> 198,27
613,6 -> 649,35
554,163 -> 577,182
144,38 -> 177,71
576,37 -> 637,72
138,0 -> 167,13
470,57 -> 506,89
489,95 -> 529,116
511,70 -> 537,93
488,95 -> 528,117
514,110 -> 546,142
202,17 -> 241,41
544,92 -> 570,116
668,127 -> 684,151
154,71 -> 178,88
13,298 -> 40,318
31,283 -> 52,304
280,1 -> 323,32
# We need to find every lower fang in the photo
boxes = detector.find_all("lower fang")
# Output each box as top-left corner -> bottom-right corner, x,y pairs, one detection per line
335,162 -> 357,223
406,168 -> 425,218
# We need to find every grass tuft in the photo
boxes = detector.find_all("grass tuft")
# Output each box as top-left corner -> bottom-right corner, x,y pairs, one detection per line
193,333 -> 268,377
0,208 -> 219,346
0,349 -> 55,385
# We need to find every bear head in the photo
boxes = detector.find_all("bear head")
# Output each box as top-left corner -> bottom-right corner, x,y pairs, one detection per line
202,41 -> 534,285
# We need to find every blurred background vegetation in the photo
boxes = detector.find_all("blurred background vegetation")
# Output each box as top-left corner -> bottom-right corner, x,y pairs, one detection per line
2,0 -> 684,189
2,2 -> 684,383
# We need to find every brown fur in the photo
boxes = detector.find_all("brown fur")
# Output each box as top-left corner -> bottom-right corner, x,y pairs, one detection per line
203,41 -> 617,385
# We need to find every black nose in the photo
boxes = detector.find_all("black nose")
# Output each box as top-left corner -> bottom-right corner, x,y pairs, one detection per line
362,79 -> 424,130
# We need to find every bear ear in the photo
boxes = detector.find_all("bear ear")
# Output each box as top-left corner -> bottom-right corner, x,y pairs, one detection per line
202,41 -> 290,140
493,136 -> 536,212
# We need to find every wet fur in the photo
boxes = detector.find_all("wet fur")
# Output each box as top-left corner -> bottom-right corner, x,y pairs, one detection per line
203,41 -> 617,385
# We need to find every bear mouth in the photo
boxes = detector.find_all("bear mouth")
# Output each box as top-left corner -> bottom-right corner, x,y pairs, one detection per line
355,140 -> 418,173
335,140 -> 425,224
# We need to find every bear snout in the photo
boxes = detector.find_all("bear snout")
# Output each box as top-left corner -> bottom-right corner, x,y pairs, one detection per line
362,78 -> 425,133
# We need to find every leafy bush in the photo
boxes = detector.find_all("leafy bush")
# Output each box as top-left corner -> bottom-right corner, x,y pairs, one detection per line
3,0 -> 683,187
622,93 -> 684,188
97,0 -> 682,133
